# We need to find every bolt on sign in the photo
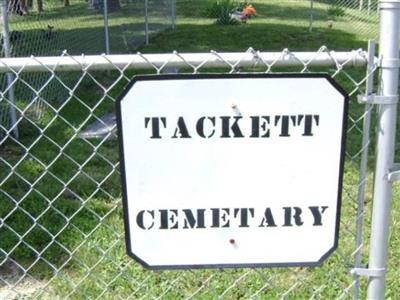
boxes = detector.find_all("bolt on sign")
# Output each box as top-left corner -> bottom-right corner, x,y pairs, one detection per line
116,74 -> 348,269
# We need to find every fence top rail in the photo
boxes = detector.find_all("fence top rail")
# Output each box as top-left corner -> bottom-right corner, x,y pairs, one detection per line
0,48 -> 369,73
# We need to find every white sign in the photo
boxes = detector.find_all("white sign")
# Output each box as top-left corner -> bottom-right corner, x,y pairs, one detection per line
117,74 -> 348,269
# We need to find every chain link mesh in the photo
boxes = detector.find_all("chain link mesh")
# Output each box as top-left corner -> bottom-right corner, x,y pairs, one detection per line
211,0 -> 378,41
0,0 -> 176,148
3,0 -> 175,56
328,0 -> 379,39
0,47 -> 381,299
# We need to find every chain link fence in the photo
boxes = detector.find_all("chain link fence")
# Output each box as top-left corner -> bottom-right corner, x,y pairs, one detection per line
210,0 -> 379,41
0,46 -> 389,299
0,0 -> 382,143
324,0 -> 379,38
304,0 -> 379,39
0,0 -> 176,137
3,0 -> 175,56
0,0 -> 379,57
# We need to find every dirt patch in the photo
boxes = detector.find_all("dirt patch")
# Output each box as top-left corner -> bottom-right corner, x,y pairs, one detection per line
0,260 -> 45,300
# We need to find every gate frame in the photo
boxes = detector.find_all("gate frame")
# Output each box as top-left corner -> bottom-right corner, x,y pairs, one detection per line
365,0 -> 400,298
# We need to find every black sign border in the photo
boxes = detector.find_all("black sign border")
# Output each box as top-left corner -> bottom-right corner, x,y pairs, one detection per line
116,73 -> 349,270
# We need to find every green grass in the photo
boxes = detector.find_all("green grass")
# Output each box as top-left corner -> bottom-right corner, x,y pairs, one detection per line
1,0 -> 399,299
4,0 -> 378,57
6,0 -> 170,56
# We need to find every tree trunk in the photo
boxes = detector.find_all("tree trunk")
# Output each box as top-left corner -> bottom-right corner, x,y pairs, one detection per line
64,0 -> 70,7
27,0 -> 33,9
107,0 -> 120,12
8,0 -> 28,15
88,0 -> 119,12
37,0 -> 43,12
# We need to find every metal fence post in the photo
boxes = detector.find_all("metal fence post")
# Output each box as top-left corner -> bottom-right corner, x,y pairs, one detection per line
103,0 -> 110,54
367,0 -> 400,299
0,0 -> 18,139
171,0 -> 176,30
309,0 -> 314,32
144,0 -> 149,45
353,39 -> 376,300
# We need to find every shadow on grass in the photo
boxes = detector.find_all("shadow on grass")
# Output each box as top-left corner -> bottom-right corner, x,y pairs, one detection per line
177,0 -> 331,21
8,0 -> 145,23
344,8 -> 379,25
141,22 -> 367,53
7,21 -> 169,57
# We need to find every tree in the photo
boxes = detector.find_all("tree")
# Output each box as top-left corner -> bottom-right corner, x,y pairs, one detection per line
37,0 -> 43,12
107,0 -> 120,12
8,0 -> 28,15
8,0 -> 44,15
88,0 -> 120,12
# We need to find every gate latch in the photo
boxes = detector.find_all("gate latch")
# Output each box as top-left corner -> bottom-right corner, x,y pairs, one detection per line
379,57 -> 400,69
357,94 -> 399,105
350,267 -> 386,278
387,163 -> 400,182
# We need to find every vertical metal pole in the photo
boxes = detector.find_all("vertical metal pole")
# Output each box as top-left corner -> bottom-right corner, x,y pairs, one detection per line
103,0 -> 110,54
0,0 -> 18,139
171,0 -> 176,30
367,1 -> 400,299
145,0 -> 149,45
309,0 -> 314,33
352,39 -> 376,300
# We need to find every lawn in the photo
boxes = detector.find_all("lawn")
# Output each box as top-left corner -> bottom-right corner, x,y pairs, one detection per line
6,0 -> 174,56
4,0 -> 377,57
1,0 -> 399,299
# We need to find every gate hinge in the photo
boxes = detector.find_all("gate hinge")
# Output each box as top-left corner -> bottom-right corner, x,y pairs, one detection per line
357,94 -> 399,105
350,267 -> 386,278
387,163 -> 400,182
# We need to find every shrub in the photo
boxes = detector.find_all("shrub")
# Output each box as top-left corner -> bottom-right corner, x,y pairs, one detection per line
215,7 -> 240,25
205,0 -> 255,25
205,0 -> 238,18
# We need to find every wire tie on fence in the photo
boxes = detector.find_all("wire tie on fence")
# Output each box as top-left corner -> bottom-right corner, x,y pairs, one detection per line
251,49 -> 260,61
357,94 -> 399,104
350,267 -> 386,278
353,49 -> 366,66
81,54 -> 88,71
352,50 -> 357,66
319,45 -> 328,53
282,48 -> 290,59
